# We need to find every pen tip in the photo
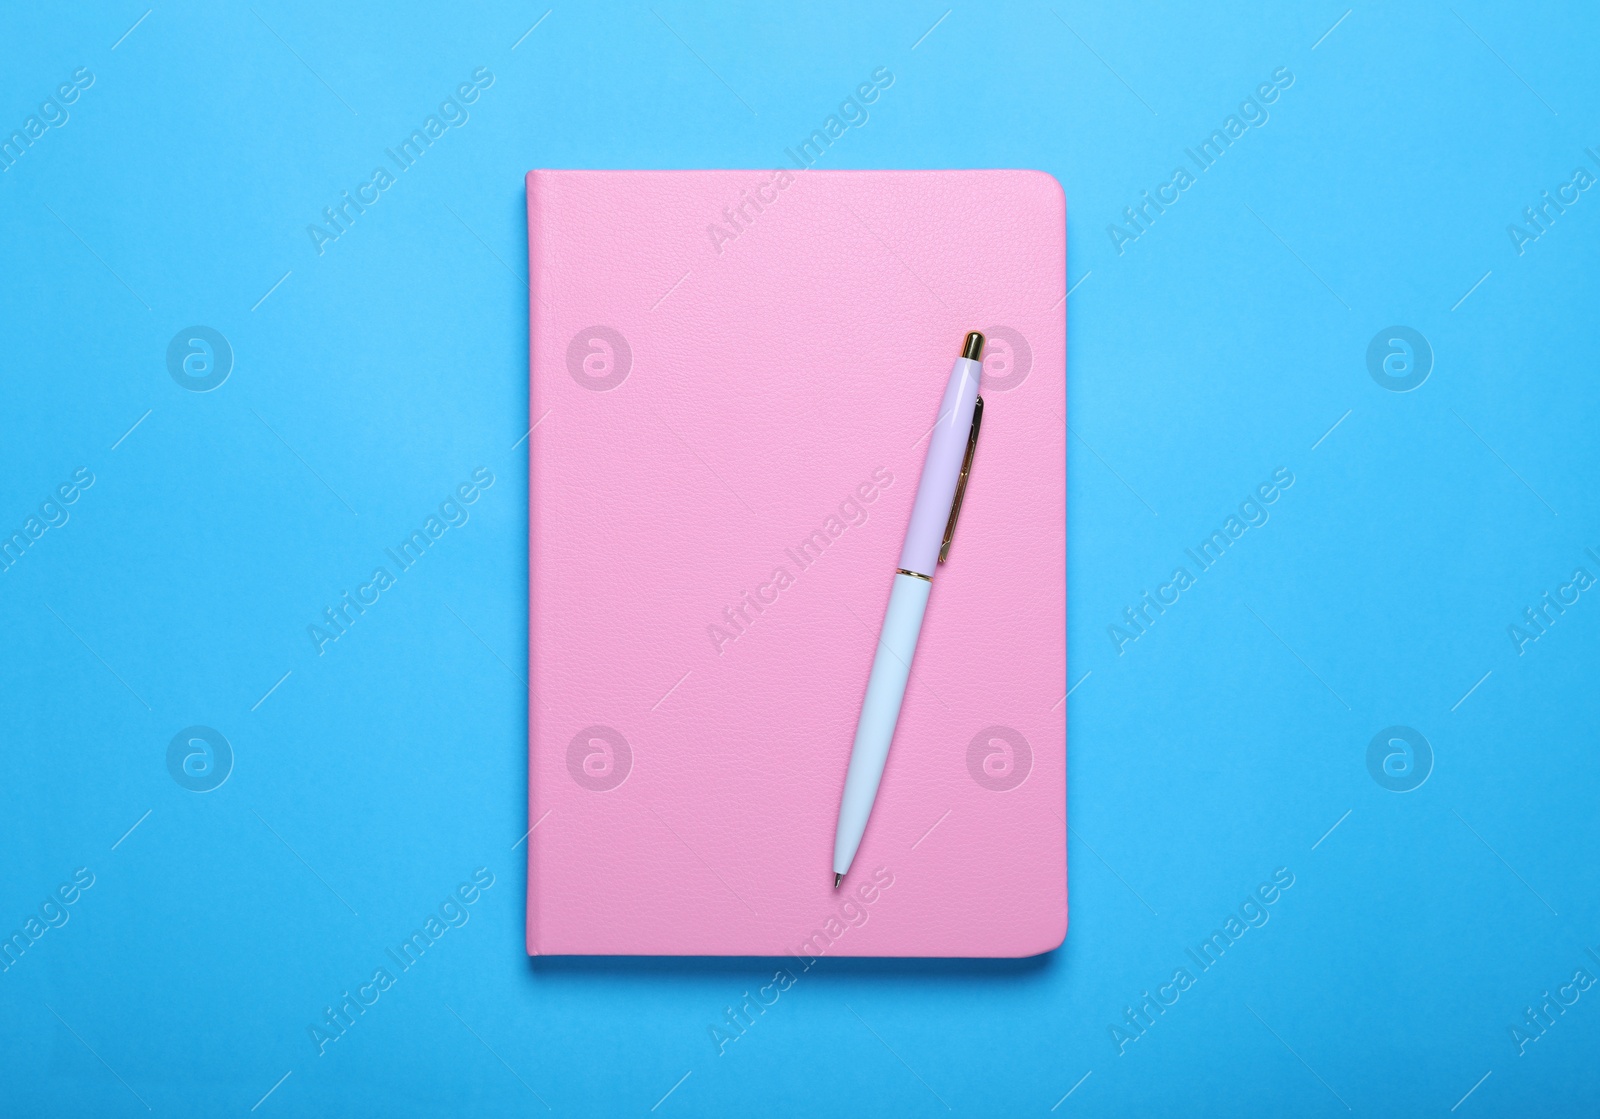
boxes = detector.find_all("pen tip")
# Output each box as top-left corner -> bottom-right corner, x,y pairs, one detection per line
834,873 -> 843,889
962,332 -> 984,361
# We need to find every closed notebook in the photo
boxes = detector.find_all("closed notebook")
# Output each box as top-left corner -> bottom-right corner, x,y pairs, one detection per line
526,168 -> 1065,957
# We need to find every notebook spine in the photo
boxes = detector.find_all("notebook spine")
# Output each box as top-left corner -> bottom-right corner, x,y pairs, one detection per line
524,169 -> 544,959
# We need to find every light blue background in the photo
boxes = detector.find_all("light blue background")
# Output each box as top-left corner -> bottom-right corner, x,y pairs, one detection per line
3,1 -> 1598,1115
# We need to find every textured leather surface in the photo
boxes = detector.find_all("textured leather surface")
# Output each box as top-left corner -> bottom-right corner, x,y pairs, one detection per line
526,169 -> 1065,956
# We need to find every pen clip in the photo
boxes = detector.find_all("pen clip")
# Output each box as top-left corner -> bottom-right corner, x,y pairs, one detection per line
938,395 -> 983,564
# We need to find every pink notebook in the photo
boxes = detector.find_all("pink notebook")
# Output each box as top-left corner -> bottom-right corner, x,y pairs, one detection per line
526,169 -> 1065,957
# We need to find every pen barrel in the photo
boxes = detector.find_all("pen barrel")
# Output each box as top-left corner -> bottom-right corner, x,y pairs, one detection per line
898,356 -> 983,576
833,572 -> 932,875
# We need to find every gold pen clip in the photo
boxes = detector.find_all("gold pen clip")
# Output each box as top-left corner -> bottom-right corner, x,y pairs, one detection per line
938,395 -> 983,564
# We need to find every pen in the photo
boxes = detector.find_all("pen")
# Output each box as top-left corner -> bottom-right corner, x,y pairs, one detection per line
833,332 -> 985,887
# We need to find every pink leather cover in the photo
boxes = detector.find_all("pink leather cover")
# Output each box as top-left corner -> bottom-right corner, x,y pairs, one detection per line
526,169 -> 1065,957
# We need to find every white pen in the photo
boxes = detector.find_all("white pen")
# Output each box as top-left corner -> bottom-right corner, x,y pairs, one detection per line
833,332 -> 985,886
